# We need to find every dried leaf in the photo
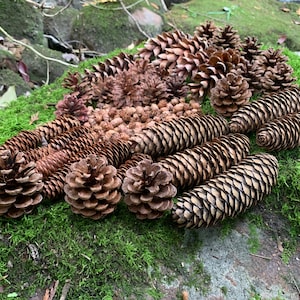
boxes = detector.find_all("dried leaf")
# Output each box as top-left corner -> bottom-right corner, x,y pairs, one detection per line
281,7 -> 290,13
293,20 -> 300,25
29,112 -> 39,125
0,85 -> 17,109
277,238 -> 284,252
297,7 -> 300,16
150,2 -> 159,10
277,34 -> 287,45
17,61 -> 30,82
43,281 -> 59,300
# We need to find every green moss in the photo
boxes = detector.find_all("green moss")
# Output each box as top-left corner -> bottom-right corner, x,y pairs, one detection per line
165,0 -> 300,51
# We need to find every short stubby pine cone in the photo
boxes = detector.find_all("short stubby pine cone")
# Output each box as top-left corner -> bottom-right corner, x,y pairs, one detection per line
64,154 -> 122,220
122,158 -> 177,219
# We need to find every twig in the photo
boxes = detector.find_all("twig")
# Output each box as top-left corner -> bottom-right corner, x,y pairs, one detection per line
25,0 -> 53,9
59,279 -> 71,300
160,0 -> 168,12
290,273 -> 300,296
43,0 -> 73,17
249,253 -> 272,260
118,0 -> 151,39
0,26 -> 76,68
86,0 -> 145,10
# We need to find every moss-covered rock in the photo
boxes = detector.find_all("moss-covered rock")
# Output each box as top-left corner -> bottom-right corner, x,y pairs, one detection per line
0,0 -> 44,45
0,68 -> 32,97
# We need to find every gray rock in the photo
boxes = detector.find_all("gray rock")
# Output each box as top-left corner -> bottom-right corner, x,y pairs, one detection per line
130,7 -> 164,37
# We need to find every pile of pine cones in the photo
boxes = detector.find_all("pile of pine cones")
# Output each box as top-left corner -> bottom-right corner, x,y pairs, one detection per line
0,21 -> 299,228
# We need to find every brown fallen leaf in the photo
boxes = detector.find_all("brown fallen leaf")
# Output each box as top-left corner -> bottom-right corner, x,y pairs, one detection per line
182,290 -> 189,300
277,34 -> 287,45
281,7 -> 290,13
297,7 -> 300,16
29,112 -> 39,125
150,2 -> 159,10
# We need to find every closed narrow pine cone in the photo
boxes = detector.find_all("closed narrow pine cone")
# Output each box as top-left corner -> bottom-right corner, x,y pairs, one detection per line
158,133 -> 250,191
256,112 -> 300,151
35,115 -> 81,142
0,130 -> 43,152
42,165 -> 70,200
0,150 -> 43,218
64,154 -> 122,220
129,114 -> 229,158
172,153 -> 279,228
210,71 -> 252,117
229,87 -> 300,133
122,158 -> 177,219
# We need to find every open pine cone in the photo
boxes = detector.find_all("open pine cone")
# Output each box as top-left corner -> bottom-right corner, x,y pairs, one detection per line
122,158 -> 177,219
210,71 -> 252,117
0,150 -> 44,218
64,154 -> 122,220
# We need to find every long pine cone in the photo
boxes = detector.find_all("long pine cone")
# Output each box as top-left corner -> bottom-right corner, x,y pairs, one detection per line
256,112 -> 300,151
172,153 -> 279,228
158,133 -> 250,191
229,87 -> 300,133
130,114 -> 229,157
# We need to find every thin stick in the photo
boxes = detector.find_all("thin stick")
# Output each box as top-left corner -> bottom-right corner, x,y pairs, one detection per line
87,0 -> 145,11
43,0 -> 73,17
0,26 -> 76,68
59,279 -> 71,300
249,253 -> 272,260
118,0 -> 151,39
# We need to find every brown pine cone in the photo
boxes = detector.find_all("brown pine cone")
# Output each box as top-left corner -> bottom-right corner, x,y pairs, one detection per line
122,158 -> 177,219
158,133 -> 250,191
189,48 -> 246,101
137,30 -> 189,61
256,112 -> 300,151
64,155 -> 122,220
42,165 -> 70,200
210,72 -> 252,117
229,87 -> 300,133
55,94 -> 88,123
172,153 -> 279,228
0,150 -> 43,218
129,114 -> 229,158
240,36 -> 262,63
211,25 -> 241,49
194,21 -> 218,40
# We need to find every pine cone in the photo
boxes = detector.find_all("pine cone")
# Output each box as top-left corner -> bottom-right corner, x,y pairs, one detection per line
0,130 -> 43,152
42,165 -> 70,200
158,133 -> 250,191
35,115 -> 81,142
117,153 -> 152,180
250,48 -> 296,93
210,72 -> 252,117
62,71 -> 82,91
229,87 -> 300,133
64,155 -> 122,220
189,48 -> 246,101
0,150 -> 43,218
138,30 -> 189,61
55,94 -> 88,123
172,153 -> 279,228
256,113 -> 300,151
122,158 -> 177,219
153,36 -> 209,71
194,21 -> 218,40
240,36 -> 262,63
211,25 -> 241,49
129,114 -> 229,158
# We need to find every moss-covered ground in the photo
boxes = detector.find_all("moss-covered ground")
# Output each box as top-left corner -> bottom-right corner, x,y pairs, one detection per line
165,0 -> 300,51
